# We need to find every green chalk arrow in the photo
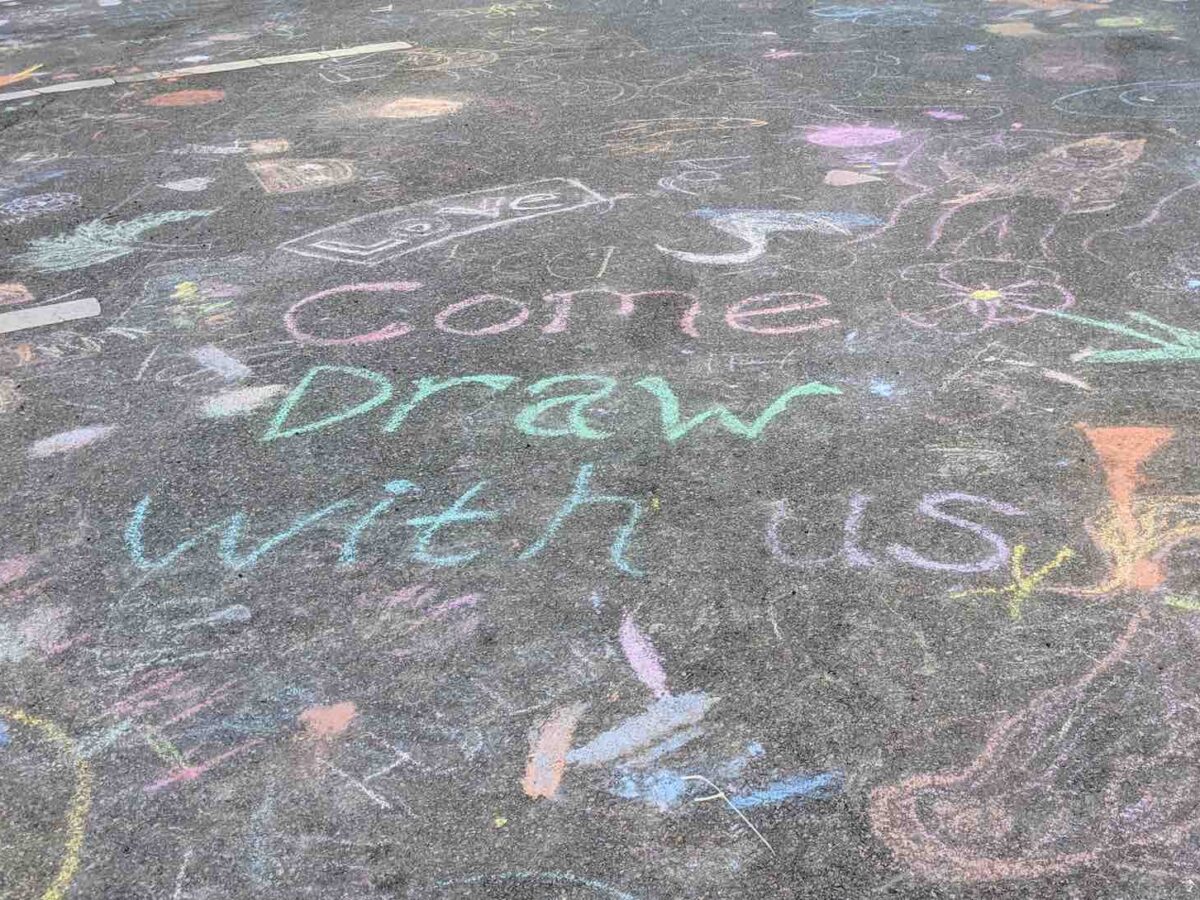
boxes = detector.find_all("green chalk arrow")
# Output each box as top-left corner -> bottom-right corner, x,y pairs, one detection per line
1035,308 -> 1200,364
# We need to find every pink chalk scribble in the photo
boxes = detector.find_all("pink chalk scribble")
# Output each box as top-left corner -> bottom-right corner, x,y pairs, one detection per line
805,125 -> 903,148
144,739 -> 263,793
870,607 -> 1200,883
618,609 -> 670,699
923,109 -> 967,121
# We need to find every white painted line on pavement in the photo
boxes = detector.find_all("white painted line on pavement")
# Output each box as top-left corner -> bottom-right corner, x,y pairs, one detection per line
0,298 -> 101,334
0,41 -> 413,103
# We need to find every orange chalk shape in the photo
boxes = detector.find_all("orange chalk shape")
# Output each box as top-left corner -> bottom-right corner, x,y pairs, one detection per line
144,89 -> 226,108
1079,425 -> 1174,592
373,97 -> 464,119
299,701 -> 358,738
0,65 -> 41,90
521,702 -> 586,799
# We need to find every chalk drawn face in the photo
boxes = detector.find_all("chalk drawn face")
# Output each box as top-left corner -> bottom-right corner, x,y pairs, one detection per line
887,259 -> 1075,335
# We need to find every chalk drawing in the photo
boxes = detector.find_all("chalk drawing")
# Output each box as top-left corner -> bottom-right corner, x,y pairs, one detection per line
1037,308 -> 1200,364
888,259 -> 1075,335
566,693 -> 716,765
657,209 -> 881,265
246,159 -> 357,194
951,544 -> 1076,619
1055,425 -> 1200,597
619,610 -> 670,699
15,211 -> 213,273
1054,81 -> 1200,119
870,607 -> 1200,883
0,707 -> 93,900
278,178 -> 606,265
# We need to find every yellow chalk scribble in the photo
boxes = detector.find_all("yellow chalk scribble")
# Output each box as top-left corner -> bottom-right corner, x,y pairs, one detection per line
952,544 -> 1075,619
1051,426 -> 1200,597
0,64 -> 42,90
0,707 -> 93,900
1165,594 -> 1200,612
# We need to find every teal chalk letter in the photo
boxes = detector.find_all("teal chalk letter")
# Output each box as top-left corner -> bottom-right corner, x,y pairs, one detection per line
520,464 -> 645,576
514,375 -> 617,440
404,481 -> 497,566
383,375 -> 517,433
262,365 -> 394,442
339,479 -> 420,565
635,376 -> 841,442
125,495 -> 228,570
219,500 -> 357,570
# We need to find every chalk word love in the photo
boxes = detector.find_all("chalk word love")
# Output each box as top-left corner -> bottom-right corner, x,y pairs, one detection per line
261,366 -> 842,444
768,490 -> 1025,575
126,464 -> 648,576
284,284 -> 840,346
277,178 -> 606,265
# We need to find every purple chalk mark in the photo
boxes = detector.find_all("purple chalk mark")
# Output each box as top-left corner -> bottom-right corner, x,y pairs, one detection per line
619,609 -> 670,699
28,424 -> 115,459
805,125 -> 903,148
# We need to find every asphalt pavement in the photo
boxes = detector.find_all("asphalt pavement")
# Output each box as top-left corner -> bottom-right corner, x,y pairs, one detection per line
2,0 -> 1200,897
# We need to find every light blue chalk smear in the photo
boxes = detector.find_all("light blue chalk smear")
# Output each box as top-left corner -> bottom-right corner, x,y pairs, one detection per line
869,378 -> 895,398
0,718 -> 8,747
567,692 -> 715,766
718,740 -> 767,777
616,769 -> 689,810
1186,278 -> 1200,291
625,726 -> 704,765
976,73 -> 992,82
730,770 -> 844,809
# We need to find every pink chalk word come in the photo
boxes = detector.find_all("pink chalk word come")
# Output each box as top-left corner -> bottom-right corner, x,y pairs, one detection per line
284,284 -> 838,346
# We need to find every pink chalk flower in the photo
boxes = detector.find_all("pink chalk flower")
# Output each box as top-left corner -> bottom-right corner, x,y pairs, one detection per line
887,258 -> 1074,335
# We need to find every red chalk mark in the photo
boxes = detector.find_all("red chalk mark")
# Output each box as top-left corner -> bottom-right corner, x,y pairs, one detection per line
300,702 -> 358,739
522,702 -> 587,799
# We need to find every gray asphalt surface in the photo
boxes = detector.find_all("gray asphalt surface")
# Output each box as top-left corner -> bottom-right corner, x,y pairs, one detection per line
2,0 -> 1200,897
